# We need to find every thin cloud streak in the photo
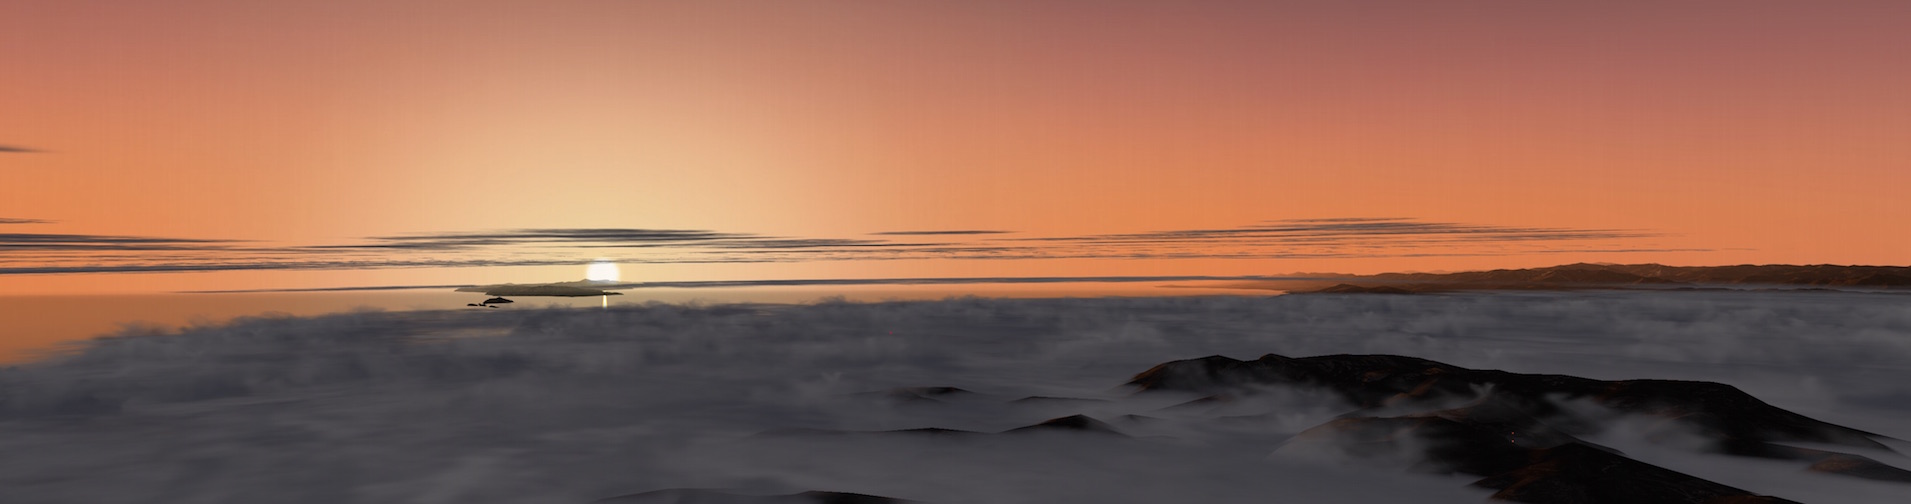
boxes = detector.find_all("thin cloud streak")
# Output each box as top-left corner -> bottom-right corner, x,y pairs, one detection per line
182,284 -> 481,293
180,275 -> 1329,293
1268,217 -> 1415,223
368,228 -> 748,244
870,230 -> 1015,236
0,218 -> 1690,277
0,258 -> 773,275
352,229 -> 946,251
606,275 -> 1319,288
0,145 -> 38,153
3,246 -> 1714,276
1012,218 -> 1656,244
0,218 -> 53,225
0,233 -> 237,252
690,239 -> 950,249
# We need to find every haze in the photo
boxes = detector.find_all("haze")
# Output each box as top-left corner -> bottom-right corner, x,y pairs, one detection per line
5,1 -> 1909,294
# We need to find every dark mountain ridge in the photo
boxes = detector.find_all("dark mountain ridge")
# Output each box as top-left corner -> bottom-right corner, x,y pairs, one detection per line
1130,353 -> 1911,503
1285,263 -> 1911,293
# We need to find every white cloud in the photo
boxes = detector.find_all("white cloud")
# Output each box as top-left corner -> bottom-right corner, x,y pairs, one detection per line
1,291 -> 1907,502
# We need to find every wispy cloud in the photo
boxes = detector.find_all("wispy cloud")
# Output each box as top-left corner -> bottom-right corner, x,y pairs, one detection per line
0,145 -> 39,153
317,229 -> 953,252
300,229 -> 753,251
0,233 -> 236,252
693,238 -> 949,249
370,228 -> 747,244
0,218 -> 53,225
182,274 -> 1324,293
870,230 -> 1015,236
1016,218 -> 1655,244
1269,217 -> 1414,223
0,218 -> 1693,277
0,258 -> 772,275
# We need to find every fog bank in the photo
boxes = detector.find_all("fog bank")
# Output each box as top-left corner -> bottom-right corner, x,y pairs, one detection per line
3,292 -> 1907,503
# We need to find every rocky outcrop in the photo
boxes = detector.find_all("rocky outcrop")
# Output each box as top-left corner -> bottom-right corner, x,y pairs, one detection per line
1136,353 -> 1908,502
1131,354 -> 1886,450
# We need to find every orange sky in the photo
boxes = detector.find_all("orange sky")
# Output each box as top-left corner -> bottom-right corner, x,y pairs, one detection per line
3,1 -> 1909,295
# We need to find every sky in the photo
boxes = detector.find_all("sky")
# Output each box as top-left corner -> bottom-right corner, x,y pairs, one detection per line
4,0 -> 1910,295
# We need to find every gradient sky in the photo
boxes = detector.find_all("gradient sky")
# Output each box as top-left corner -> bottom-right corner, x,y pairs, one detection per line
4,0 -> 1909,295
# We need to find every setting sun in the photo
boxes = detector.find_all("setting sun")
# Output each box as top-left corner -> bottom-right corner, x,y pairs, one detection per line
585,260 -> 619,282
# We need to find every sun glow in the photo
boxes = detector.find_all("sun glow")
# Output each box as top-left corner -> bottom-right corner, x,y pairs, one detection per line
585,260 -> 620,282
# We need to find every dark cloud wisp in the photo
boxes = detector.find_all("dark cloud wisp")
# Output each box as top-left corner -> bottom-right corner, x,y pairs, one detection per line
183,274 -> 1324,293
870,230 -> 1015,236
367,228 -> 749,245
0,233 -> 236,252
1018,218 -> 1656,244
1,219 -> 1690,277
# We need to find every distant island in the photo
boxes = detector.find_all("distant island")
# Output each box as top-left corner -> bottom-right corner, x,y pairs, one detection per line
1241,263 -> 1911,294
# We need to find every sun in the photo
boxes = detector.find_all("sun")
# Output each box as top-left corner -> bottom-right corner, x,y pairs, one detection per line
585,260 -> 620,282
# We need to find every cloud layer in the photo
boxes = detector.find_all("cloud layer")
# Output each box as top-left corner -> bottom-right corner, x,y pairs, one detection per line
1,291 -> 1906,503
183,275 -> 1319,294
1,218 -> 1694,277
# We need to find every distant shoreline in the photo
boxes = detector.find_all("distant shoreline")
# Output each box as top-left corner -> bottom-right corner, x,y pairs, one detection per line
1225,263 -> 1911,294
